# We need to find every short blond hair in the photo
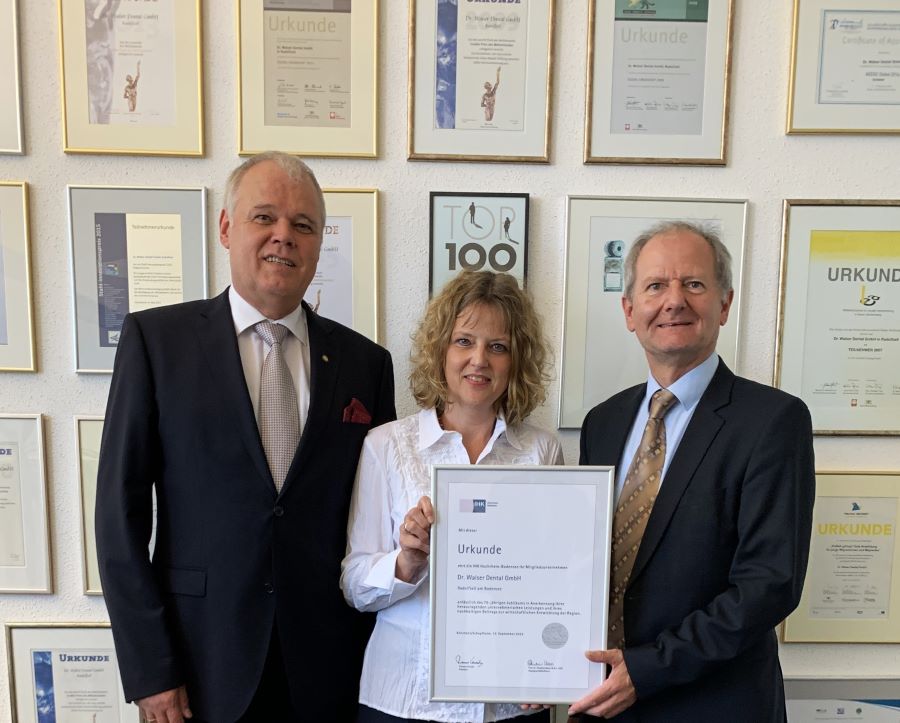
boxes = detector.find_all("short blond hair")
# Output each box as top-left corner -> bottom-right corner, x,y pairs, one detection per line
223,151 -> 325,222
410,272 -> 550,426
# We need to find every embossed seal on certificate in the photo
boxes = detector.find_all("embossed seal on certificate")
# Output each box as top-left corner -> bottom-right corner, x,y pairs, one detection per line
542,622 -> 569,649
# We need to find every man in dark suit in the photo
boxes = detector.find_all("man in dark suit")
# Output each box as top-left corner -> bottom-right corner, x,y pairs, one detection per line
96,152 -> 395,723
569,221 -> 815,722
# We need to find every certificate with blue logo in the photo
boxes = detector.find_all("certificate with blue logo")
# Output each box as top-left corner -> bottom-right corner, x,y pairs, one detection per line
430,465 -> 614,702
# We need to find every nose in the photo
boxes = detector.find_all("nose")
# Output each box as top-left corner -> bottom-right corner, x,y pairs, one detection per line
469,343 -> 488,367
271,217 -> 296,247
662,281 -> 686,311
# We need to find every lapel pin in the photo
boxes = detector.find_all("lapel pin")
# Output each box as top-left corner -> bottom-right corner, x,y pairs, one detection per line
322,354 -> 330,363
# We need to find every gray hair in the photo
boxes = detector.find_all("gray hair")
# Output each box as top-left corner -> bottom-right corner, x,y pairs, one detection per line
223,151 -> 326,222
623,220 -> 733,300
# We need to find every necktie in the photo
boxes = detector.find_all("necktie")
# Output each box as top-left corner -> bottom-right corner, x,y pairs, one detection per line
254,321 -> 301,493
608,388 -> 677,649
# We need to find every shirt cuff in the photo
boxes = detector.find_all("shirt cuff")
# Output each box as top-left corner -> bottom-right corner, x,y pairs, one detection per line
364,547 -> 427,595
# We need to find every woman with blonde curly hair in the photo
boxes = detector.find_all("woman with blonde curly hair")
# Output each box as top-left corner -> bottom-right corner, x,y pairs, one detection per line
341,271 -> 562,723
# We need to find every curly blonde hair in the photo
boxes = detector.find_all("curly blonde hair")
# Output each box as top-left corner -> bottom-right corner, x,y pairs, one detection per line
410,271 -> 550,426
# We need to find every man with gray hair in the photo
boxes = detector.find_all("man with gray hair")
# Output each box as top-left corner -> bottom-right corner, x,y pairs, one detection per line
97,152 -> 396,722
571,221 -> 815,722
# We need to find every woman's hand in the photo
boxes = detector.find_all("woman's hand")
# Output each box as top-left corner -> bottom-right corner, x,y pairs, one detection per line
395,496 -> 434,583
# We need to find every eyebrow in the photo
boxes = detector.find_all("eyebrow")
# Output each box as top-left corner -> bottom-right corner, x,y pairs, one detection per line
247,204 -> 319,226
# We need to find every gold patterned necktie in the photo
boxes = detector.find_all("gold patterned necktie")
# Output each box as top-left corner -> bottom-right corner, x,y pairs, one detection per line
254,321 -> 301,493
608,388 -> 678,649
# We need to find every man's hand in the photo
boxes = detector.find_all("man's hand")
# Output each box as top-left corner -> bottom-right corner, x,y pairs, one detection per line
136,685 -> 192,723
567,649 -> 636,719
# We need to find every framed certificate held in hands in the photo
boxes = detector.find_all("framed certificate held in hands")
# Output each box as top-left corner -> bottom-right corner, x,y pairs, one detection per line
430,465 -> 614,703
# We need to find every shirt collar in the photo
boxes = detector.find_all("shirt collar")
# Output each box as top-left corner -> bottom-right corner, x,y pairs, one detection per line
416,408 -> 521,452
228,286 -> 308,345
646,352 -> 719,412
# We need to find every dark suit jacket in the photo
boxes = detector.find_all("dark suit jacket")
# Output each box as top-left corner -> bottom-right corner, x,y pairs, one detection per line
96,290 -> 396,722
580,360 -> 814,723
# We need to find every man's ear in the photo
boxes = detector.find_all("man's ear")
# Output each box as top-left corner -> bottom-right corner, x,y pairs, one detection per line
719,288 -> 735,327
219,208 -> 231,250
622,295 -> 636,333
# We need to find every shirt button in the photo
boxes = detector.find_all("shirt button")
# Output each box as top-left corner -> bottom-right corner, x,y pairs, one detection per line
273,505 -> 284,517
264,583 -> 274,594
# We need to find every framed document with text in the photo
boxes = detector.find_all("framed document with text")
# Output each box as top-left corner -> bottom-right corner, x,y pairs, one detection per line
0,0 -> 23,154
430,192 -> 529,296
785,677 -> 900,720
58,0 -> 203,155
783,472 -> 900,643
409,0 -> 554,162
776,200 -> 900,435
68,185 -> 208,373
0,415 -> 51,594
309,189 -> 379,342
430,465 -> 614,703
6,623 -> 139,723
585,0 -> 734,164
238,0 -> 378,158
0,182 -> 35,372
75,416 -> 105,595
559,196 -> 746,428
788,0 -> 900,134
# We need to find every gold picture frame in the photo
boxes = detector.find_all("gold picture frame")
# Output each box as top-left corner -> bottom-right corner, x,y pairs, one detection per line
0,0 -> 24,154
58,0 -> 204,155
0,182 -> 35,372
75,415 -> 105,596
237,0 -> 378,158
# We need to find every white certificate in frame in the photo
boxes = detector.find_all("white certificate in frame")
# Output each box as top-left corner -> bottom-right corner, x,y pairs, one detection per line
0,414 -> 51,594
775,200 -> 900,435
785,677 -> 900,720
0,0 -> 23,154
238,0 -> 378,158
67,185 -> 208,373
430,465 -> 614,703
788,0 -> 900,134
308,189 -> 379,342
409,0 -> 555,162
585,0 -> 734,164
783,471 -> 900,643
76,416 -> 105,596
0,182 -> 35,372
5,623 -> 139,723
559,196 -> 747,429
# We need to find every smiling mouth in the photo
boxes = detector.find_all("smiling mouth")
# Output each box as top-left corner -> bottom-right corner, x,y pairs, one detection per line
464,374 -> 491,383
658,321 -> 692,328
264,255 -> 295,267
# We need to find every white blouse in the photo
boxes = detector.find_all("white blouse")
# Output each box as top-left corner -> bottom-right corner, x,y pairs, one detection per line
341,408 -> 564,722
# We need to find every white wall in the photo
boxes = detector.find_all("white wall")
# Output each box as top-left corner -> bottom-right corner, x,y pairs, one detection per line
1,1 -> 898,718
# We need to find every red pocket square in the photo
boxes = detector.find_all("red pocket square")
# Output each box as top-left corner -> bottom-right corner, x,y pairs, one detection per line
342,397 -> 372,425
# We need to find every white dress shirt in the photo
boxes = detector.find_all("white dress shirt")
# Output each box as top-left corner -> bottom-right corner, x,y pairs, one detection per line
341,408 -> 564,722
614,352 -> 719,500
228,286 -> 311,431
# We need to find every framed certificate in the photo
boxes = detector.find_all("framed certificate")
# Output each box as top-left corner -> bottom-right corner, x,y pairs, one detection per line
5,623 -> 139,723
0,182 -> 35,372
238,0 -> 378,158
0,414 -> 51,594
409,0 -> 555,162
775,200 -> 900,435
0,0 -> 23,154
308,190 -> 379,342
788,0 -> 900,134
75,416 -> 105,596
430,465 -> 614,703
559,196 -> 747,429
783,471 -> 900,643
67,185 -> 208,373
785,677 -> 900,719
58,0 -> 204,155
430,192 -> 529,296
585,0 -> 734,164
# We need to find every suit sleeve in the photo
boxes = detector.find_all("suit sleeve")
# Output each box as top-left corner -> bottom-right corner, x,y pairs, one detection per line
95,314 -> 183,701
623,396 -> 816,699
372,347 -> 397,427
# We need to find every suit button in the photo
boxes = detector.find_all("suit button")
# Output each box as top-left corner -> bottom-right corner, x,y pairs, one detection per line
264,583 -> 274,594
273,505 -> 284,517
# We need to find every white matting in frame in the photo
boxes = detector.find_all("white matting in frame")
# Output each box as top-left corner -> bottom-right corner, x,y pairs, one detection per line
585,0 -> 734,164
5,623 -> 139,723
0,0 -> 23,154
788,0 -> 900,134
775,200 -> 900,435
0,182 -> 35,371
308,189 -> 379,342
0,414 -> 51,594
559,196 -> 747,429
68,185 -> 208,373
409,0 -> 554,162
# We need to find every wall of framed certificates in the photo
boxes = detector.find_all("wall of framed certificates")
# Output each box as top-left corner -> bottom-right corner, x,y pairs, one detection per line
1,0 -> 899,717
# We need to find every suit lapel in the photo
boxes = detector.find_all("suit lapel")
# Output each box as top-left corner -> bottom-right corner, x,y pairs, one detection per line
629,362 -> 734,586
196,290 -> 272,491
